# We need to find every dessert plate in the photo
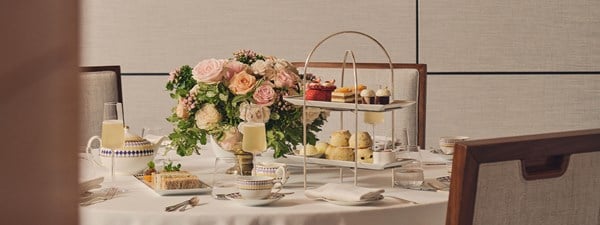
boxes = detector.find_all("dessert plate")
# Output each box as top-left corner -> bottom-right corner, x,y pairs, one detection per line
318,195 -> 384,206
225,192 -> 285,206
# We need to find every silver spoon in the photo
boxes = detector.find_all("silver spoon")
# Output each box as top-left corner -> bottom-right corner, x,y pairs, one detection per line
179,196 -> 200,211
165,196 -> 198,212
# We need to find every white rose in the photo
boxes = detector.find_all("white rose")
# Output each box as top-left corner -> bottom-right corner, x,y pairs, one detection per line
239,102 -> 270,123
251,60 -> 276,79
195,104 -> 222,129
304,108 -> 327,124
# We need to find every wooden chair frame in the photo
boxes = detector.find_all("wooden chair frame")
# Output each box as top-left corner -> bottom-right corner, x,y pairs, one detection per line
291,62 -> 427,148
447,128 -> 600,225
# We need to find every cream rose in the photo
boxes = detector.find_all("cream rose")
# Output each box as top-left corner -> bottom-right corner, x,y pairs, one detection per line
252,83 -> 276,106
273,69 -> 299,88
239,102 -> 270,123
223,60 -> 248,81
192,58 -> 226,84
251,59 -> 276,79
304,108 -> 328,124
228,71 -> 256,95
195,104 -> 222,129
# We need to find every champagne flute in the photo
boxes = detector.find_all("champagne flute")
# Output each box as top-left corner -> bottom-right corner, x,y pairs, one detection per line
101,102 -> 125,180
363,112 -> 385,147
239,103 -> 268,175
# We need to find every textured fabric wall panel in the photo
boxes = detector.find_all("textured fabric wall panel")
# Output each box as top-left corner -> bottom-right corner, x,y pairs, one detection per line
426,74 -> 600,146
420,0 -> 600,72
81,0 -> 416,72
121,76 -> 173,136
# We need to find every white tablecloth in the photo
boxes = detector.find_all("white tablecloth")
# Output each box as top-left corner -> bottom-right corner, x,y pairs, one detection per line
80,149 -> 449,225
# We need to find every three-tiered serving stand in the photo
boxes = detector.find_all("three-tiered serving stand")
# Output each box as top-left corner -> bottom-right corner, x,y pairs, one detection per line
282,31 -> 416,189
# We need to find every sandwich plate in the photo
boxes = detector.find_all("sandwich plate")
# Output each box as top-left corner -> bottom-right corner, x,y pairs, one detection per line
133,174 -> 212,196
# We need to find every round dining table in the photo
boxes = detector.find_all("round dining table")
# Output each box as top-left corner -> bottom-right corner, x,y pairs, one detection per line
80,148 -> 450,225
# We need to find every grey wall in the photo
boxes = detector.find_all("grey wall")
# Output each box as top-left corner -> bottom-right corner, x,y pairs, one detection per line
82,0 -> 600,148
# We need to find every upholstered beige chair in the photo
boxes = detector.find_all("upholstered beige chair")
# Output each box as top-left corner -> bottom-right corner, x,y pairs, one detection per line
447,129 -> 600,225
79,66 -> 123,151
291,62 -> 427,148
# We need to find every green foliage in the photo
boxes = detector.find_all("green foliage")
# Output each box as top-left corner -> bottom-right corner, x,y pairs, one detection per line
163,162 -> 181,172
165,51 -> 328,158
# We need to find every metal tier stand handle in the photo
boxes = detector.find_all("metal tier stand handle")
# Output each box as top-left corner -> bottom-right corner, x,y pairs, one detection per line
301,31 -> 397,189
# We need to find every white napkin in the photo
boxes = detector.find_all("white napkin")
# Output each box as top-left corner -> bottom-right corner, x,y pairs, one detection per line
419,150 -> 451,165
79,177 -> 104,195
305,183 -> 384,202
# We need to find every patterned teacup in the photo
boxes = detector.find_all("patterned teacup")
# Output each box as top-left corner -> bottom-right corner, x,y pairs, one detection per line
253,162 -> 289,184
236,176 -> 282,200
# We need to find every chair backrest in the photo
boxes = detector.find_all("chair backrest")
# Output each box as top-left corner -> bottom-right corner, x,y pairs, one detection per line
292,62 -> 427,148
447,129 -> 600,225
79,66 -> 123,151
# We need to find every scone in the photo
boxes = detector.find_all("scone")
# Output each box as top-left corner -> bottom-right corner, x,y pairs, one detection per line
325,146 -> 355,161
315,141 -> 329,155
349,131 -> 373,148
357,148 -> 374,163
329,130 -> 351,147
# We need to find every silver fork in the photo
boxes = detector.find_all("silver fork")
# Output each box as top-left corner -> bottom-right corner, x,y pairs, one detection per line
80,187 -> 119,206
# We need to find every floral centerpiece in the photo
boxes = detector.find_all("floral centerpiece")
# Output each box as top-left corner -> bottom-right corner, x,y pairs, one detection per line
166,50 -> 328,158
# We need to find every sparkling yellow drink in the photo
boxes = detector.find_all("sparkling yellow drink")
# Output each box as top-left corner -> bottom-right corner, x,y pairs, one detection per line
101,120 -> 125,149
364,112 -> 385,125
241,122 -> 267,154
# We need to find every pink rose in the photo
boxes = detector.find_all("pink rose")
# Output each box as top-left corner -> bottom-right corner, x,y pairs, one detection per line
223,60 -> 248,81
273,69 -> 299,88
228,71 -> 256,95
252,83 -> 276,106
217,126 -> 242,152
192,58 -> 226,84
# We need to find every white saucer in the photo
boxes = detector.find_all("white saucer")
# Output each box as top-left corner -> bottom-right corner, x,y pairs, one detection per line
319,195 -> 384,206
225,192 -> 285,206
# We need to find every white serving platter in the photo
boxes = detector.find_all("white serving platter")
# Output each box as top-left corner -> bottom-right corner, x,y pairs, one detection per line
282,154 -> 415,170
283,96 -> 415,112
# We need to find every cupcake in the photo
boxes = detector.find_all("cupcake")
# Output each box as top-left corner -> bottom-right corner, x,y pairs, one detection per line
305,78 -> 336,101
375,87 -> 391,104
360,89 -> 375,104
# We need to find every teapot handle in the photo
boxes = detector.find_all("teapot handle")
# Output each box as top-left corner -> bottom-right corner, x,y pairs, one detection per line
86,136 -> 104,167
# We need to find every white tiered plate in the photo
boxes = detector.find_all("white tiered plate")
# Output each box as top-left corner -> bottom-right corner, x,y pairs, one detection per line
281,154 -> 415,170
283,96 -> 415,112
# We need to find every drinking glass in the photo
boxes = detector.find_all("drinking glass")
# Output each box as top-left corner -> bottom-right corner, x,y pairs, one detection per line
394,128 -> 424,189
239,104 -> 268,174
101,102 -> 125,180
211,157 -> 239,198
363,112 -> 384,145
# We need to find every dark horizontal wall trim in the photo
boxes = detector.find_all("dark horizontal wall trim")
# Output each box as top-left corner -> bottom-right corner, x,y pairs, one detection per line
123,73 -> 169,76
429,71 -> 600,75
123,71 -> 600,76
